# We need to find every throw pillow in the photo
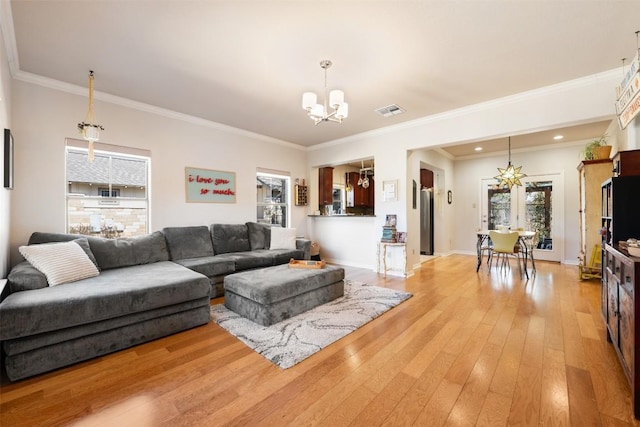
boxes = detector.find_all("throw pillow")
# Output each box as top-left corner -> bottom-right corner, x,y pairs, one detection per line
246,222 -> 271,250
270,227 -> 297,250
19,241 -> 100,286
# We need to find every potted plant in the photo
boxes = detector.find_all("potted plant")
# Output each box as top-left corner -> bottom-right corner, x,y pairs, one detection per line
583,135 -> 611,160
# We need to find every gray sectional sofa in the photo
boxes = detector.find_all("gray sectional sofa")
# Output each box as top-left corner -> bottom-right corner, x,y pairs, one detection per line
0,223 -> 311,381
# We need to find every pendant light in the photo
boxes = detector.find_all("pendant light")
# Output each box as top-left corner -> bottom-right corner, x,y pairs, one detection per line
77,70 -> 104,162
494,136 -> 526,189
302,60 -> 349,125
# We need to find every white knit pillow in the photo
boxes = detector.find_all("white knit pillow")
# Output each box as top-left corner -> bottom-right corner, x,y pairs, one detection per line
19,241 -> 100,286
270,227 -> 297,250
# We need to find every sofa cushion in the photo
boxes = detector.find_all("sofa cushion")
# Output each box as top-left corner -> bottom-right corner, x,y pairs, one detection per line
7,262 -> 49,294
270,227 -> 297,250
270,248 -> 306,265
18,241 -> 100,286
246,222 -> 271,250
88,231 -> 169,270
211,224 -> 251,254
214,251 -> 275,271
173,256 -> 235,278
163,226 -> 214,260
0,261 -> 210,341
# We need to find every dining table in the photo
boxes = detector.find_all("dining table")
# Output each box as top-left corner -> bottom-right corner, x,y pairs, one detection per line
476,229 -> 536,279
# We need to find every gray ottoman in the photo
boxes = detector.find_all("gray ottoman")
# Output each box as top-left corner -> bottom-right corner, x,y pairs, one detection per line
223,264 -> 345,326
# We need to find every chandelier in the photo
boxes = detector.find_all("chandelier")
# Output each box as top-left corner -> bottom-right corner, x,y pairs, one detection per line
77,70 -> 104,162
494,136 -> 526,189
302,60 -> 349,125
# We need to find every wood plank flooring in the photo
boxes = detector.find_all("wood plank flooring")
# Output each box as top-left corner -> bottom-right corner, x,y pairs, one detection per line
1,254 -> 639,426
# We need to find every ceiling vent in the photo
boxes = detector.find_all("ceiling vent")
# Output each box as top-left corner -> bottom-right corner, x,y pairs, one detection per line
375,104 -> 405,118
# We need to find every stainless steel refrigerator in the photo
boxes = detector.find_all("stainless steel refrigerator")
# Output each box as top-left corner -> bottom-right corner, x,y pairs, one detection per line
420,189 -> 434,255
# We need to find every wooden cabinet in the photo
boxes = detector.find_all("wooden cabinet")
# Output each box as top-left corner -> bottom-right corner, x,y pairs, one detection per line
346,172 -> 374,207
613,149 -> 640,177
601,176 -> 640,246
603,245 -> 640,418
577,159 -> 611,271
420,168 -> 434,189
318,167 -> 333,207
294,184 -> 308,206
601,169 -> 640,419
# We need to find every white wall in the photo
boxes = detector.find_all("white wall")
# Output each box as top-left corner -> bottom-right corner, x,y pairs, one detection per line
452,142 -> 584,263
8,80 -> 308,267
0,26 -> 11,278
308,68 -> 623,271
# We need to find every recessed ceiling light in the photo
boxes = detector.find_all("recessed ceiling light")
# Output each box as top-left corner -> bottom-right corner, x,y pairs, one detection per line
474,147 -> 483,151
553,135 -> 563,140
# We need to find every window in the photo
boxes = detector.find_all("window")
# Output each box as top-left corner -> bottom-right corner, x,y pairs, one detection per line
66,140 -> 150,238
256,171 -> 290,227
99,188 -> 120,198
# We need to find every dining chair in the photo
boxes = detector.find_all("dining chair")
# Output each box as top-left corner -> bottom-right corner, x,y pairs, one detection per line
489,230 -> 522,275
524,230 -> 538,272
478,231 -> 493,267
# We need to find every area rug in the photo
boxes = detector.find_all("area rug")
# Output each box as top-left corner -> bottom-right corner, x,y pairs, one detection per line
210,280 -> 412,369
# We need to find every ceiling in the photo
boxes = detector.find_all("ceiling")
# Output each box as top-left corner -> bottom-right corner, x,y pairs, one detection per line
6,1 -> 640,154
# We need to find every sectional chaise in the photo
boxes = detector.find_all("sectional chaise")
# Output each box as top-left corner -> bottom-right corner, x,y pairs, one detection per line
0,223 -> 310,381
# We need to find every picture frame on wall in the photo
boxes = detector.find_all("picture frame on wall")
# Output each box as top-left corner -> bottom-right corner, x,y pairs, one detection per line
4,128 -> 13,190
185,166 -> 236,203
383,179 -> 398,201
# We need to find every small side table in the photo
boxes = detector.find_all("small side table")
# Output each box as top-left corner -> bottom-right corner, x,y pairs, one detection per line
377,242 -> 407,277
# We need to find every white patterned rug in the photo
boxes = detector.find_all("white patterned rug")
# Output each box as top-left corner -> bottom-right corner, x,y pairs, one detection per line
210,280 -> 412,369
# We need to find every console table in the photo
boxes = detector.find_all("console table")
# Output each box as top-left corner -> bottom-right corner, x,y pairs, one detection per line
377,242 -> 406,277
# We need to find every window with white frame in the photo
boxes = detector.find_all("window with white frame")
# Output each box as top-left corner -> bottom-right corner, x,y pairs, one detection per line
66,140 -> 150,238
256,171 -> 290,227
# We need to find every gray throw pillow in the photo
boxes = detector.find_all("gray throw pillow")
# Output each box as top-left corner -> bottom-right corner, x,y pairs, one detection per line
246,222 -> 271,250
163,226 -> 214,259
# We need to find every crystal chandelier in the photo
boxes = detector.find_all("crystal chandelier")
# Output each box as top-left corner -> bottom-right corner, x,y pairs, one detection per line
77,70 -> 104,162
302,60 -> 349,125
494,136 -> 526,189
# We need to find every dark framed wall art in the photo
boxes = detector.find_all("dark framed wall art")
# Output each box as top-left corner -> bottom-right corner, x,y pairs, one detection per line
3,128 -> 13,189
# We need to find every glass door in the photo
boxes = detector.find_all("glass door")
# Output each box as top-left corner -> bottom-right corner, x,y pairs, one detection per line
481,173 -> 562,262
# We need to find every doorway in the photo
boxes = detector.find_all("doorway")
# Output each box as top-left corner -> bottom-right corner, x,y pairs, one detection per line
420,168 -> 434,256
480,173 -> 563,262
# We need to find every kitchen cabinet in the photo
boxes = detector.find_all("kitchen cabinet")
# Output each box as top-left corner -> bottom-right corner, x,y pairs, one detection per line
420,168 -> 433,189
347,172 -> 374,207
318,167 -> 334,207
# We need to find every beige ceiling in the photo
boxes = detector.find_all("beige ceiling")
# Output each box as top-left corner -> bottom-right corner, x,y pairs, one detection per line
6,1 -> 640,152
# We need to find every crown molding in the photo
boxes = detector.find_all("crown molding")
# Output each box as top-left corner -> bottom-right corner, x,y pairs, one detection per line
12,70 -> 306,151
0,0 -> 19,77
311,68 -> 622,151
0,3 -> 304,150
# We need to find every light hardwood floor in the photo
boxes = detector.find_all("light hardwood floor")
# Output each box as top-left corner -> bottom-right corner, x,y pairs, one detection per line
1,254 -> 639,426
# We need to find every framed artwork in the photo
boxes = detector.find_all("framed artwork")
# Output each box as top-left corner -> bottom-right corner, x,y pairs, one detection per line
412,179 -> 417,209
385,214 -> 397,227
185,167 -> 236,203
3,128 -> 13,189
397,232 -> 407,243
383,179 -> 398,201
